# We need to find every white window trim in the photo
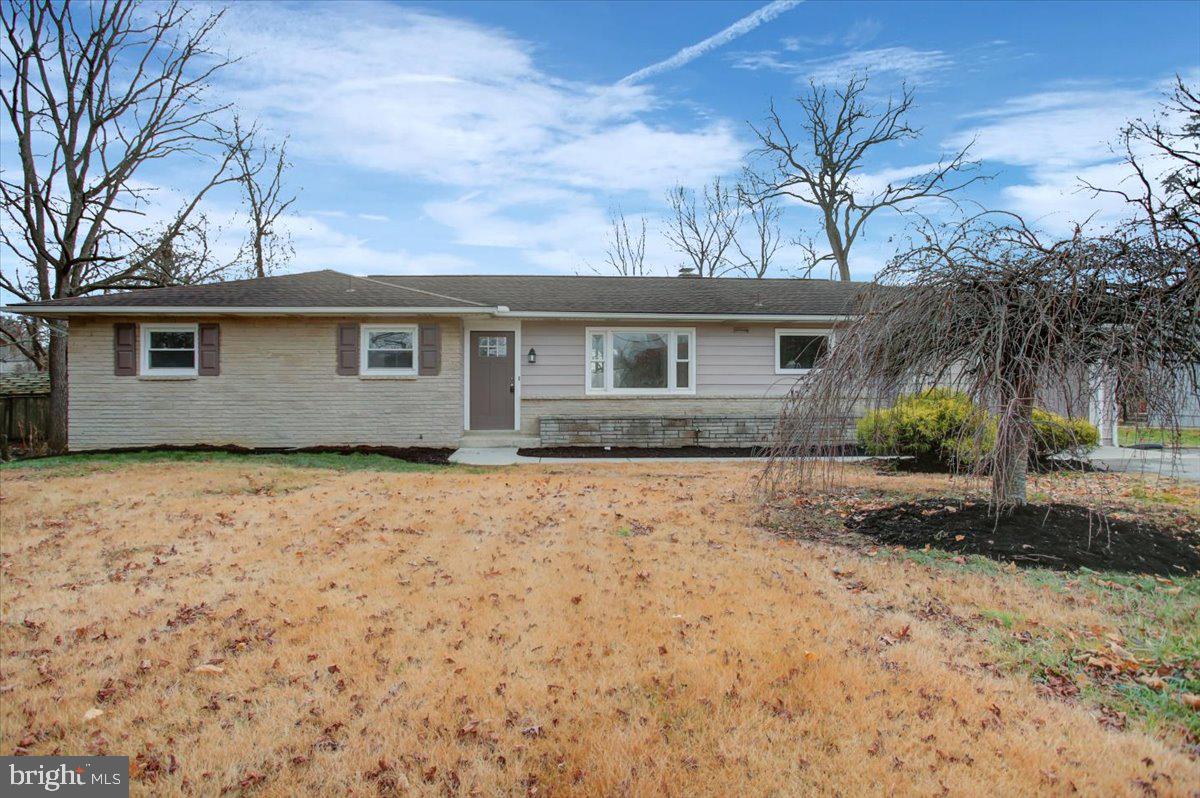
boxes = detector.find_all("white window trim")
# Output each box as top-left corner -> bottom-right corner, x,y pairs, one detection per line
361,323 -> 418,376
775,328 -> 833,375
141,323 -> 199,376
584,327 -> 696,396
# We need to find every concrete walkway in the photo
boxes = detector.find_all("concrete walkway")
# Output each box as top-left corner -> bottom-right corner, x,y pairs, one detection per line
1083,445 -> 1200,481
448,447 -> 881,466
450,445 -> 1200,480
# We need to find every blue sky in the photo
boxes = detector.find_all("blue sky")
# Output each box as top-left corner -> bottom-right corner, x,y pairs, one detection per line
22,0 -> 1200,284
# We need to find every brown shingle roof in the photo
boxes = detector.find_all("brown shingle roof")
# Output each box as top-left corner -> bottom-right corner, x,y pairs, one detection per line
7,269 -> 871,317
0,371 -> 49,396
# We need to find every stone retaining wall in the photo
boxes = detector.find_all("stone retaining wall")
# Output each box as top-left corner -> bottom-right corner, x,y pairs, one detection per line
539,415 -> 780,448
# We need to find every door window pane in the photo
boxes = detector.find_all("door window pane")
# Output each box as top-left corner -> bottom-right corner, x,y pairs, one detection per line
612,332 -> 667,389
478,336 -> 507,357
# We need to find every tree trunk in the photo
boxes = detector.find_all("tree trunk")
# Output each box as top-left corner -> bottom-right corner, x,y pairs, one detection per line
47,322 -> 69,453
992,379 -> 1034,513
823,217 -> 852,282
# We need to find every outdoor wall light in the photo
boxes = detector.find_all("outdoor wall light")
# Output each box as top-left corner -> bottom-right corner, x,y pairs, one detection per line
527,348 -> 537,364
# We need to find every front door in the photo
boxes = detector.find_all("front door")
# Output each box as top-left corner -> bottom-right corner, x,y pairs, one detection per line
469,331 -> 515,430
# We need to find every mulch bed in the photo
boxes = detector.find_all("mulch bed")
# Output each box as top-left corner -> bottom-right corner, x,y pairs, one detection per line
516,444 -> 862,458
846,499 -> 1200,576
517,445 -> 770,458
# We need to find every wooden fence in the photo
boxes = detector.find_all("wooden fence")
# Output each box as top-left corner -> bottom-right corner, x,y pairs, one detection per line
1,393 -> 50,446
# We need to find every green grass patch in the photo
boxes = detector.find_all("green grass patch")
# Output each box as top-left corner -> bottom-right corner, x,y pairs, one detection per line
886,547 -> 1200,743
0,449 -> 467,478
1119,425 -> 1200,448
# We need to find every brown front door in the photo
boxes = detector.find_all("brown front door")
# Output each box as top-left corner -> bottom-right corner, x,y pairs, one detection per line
469,331 -> 515,430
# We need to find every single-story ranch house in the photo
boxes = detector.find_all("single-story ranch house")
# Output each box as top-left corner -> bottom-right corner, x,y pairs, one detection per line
7,269 -> 875,452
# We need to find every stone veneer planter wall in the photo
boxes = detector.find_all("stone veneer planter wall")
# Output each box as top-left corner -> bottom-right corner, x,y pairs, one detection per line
539,415 -> 780,448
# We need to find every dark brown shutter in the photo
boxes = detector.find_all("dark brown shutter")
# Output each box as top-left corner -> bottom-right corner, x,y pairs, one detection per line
198,323 -> 220,376
113,322 -> 137,376
336,323 -> 359,375
418,323 -> 441,376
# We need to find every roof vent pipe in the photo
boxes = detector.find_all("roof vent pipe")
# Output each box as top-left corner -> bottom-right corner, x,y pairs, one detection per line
678,267 -> 697,278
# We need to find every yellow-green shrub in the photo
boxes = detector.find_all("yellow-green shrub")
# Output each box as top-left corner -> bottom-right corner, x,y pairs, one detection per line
856,389 -> 1098,469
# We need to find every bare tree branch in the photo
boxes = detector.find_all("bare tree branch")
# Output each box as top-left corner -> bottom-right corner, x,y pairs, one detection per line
663,178 -> 742,278
733,187 -> 781,278
0,0 -> 288,450
598,206 -> 648,276
748,74 -> 985,281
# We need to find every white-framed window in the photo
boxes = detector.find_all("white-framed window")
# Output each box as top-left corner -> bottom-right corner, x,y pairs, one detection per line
775,328 -> 830,375
361,324 -> 418,375
141,323 -> 198,376
585,327 -> 696,395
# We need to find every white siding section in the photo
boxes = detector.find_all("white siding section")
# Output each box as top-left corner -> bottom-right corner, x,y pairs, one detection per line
518,320 -> 834,436
67,316 -> 464,451
522,320 -> 827,399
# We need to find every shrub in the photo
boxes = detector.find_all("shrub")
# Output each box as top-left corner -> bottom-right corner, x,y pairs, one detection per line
857,390 -> 1098,469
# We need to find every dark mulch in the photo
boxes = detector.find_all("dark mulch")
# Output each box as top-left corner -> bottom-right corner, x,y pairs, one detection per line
516,444 -> 862,459
846,499 -> 1200,576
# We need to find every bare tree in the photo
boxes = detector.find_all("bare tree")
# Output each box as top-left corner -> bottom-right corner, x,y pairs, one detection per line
1084,75 -> 1200,257
733,190 -> 782,278
764,213 -> 1196,513
664,178 -> 742,277
0,1 -> 279,451
230,117 -> 296,279
748,74 -> 983,281
599,207 -> 648,276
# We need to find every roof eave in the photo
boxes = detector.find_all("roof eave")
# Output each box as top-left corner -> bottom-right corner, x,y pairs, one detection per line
497,310 -> 849,322
2,305 -> 502,318
3,305 -> 849,323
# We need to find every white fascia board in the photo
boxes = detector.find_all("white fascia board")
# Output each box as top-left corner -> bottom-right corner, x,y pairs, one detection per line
3,305 -> 500,317
493,310 -> 849,322
4,305 -> 848,323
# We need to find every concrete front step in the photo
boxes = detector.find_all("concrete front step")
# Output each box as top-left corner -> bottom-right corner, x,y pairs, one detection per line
459,432 -> 541,448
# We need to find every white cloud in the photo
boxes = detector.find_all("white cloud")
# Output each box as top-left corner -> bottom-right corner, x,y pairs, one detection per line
950,87 -> 1152,170
284,213 -> 478,275
733,45 -> 952,85
216,3 -> 739,191
950,81 -> 1171,230
619,0 -> 803,85
803,46 -> 953,85
539,122 -> 744,193
208,2 -> 752,273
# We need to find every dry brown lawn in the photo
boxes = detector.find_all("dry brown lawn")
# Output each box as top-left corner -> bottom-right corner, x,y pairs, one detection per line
2,458 -> 1198,796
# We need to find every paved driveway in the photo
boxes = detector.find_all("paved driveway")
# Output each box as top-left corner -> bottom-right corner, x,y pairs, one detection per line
1085,446 -> 1200,481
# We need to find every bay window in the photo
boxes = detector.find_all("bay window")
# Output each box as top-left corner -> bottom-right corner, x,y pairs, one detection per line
585,327 -> 695,395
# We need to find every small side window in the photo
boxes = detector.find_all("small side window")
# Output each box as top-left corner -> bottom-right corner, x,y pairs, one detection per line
142,324 -> 198,376
362,325 -> 417,374
776,331 -> 829,374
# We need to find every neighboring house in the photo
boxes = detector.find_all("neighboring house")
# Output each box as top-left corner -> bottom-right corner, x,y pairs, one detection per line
0,371 -> 50,448
5,269 -> 862,451
0,335 -> 38,374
